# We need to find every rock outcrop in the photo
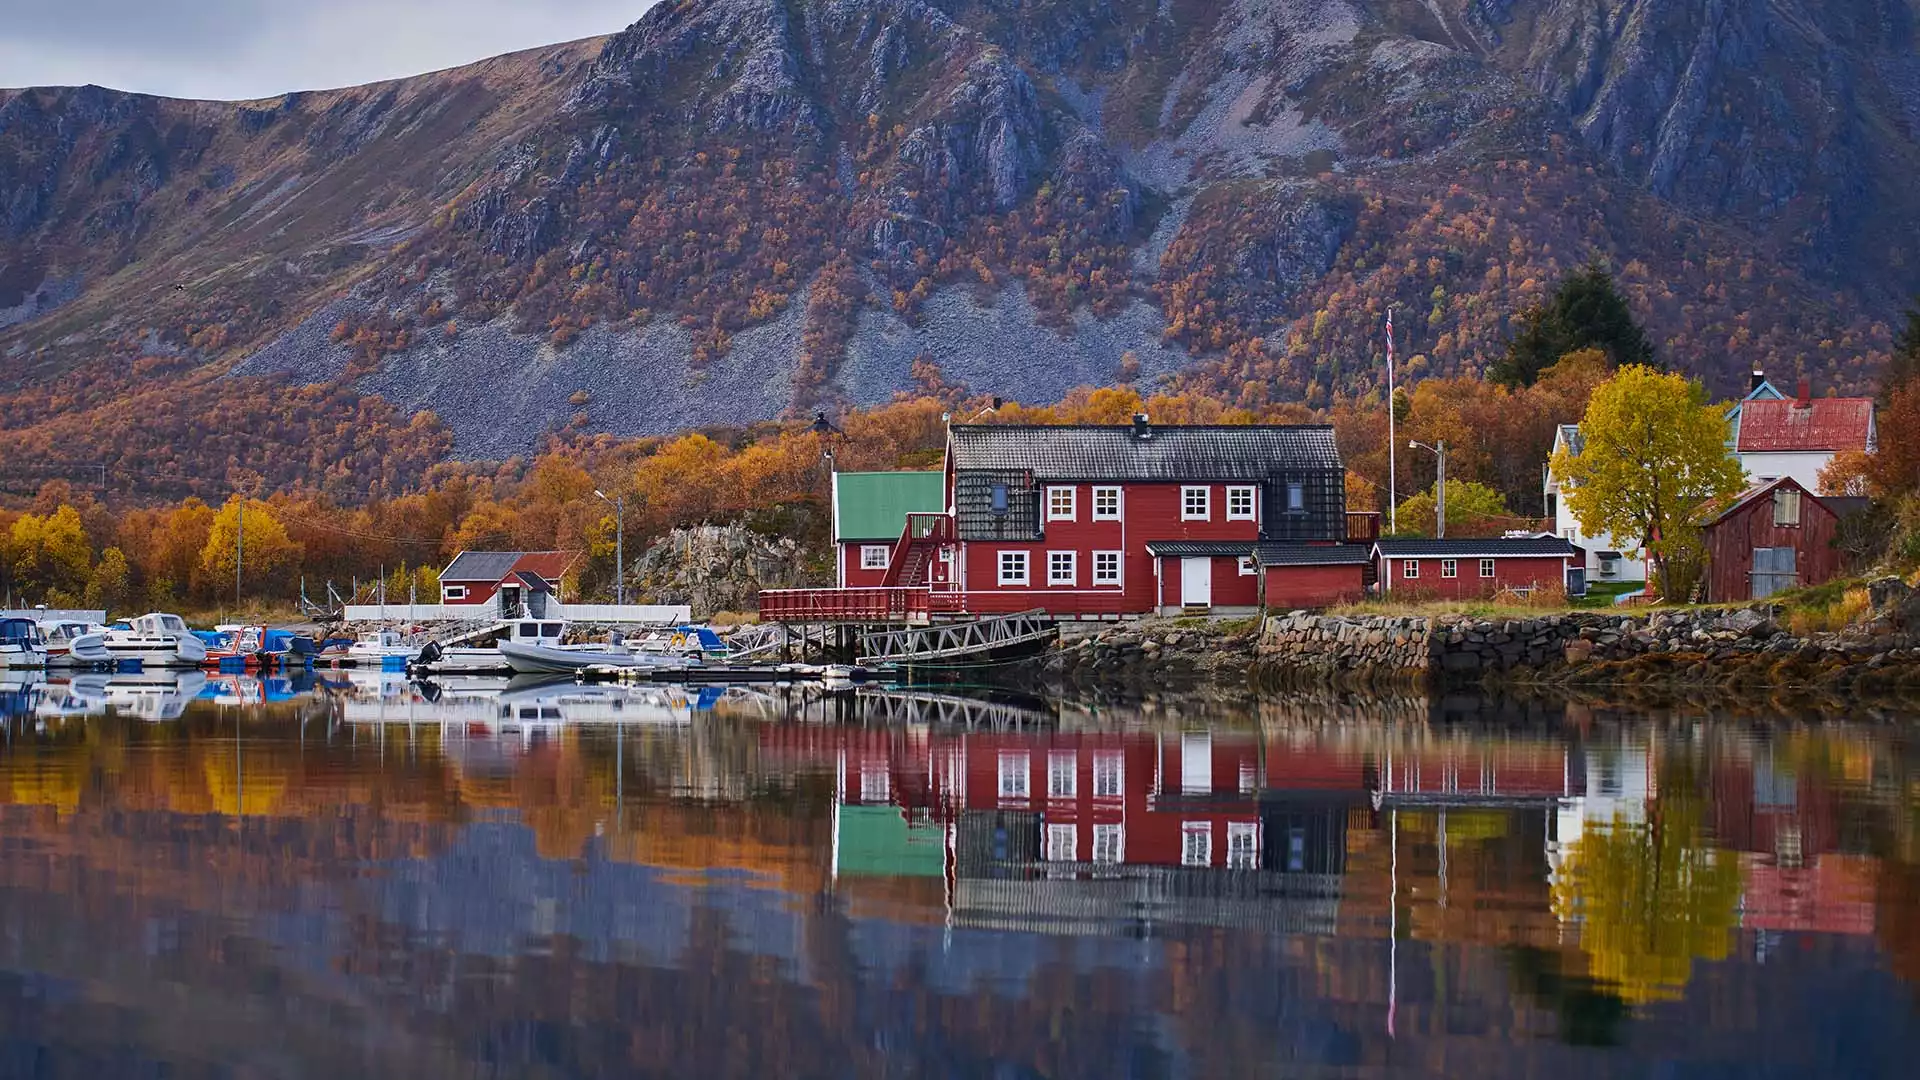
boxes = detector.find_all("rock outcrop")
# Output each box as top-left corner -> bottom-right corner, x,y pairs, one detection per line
628,524 -> 817,618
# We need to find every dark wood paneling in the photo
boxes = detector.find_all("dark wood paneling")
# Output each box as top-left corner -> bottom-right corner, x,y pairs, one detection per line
1703,483 -> 1839,602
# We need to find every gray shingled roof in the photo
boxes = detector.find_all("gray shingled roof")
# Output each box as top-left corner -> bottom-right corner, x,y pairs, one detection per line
948,424 -> 1341,479
442,551 -> 526,581
1373,537 -> 1579,558
1143,541 -> 1256,558
1255,543 -> 1373,567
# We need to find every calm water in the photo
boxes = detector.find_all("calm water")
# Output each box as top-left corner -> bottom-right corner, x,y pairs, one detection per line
0,669 -> 1917,1078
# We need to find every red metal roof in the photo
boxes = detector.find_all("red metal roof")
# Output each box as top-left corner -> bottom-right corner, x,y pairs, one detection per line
1735,397 -> 1874,452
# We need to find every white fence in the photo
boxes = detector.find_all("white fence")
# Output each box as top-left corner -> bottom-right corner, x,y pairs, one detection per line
342,603 -> 692,625
3,609 -> 108,625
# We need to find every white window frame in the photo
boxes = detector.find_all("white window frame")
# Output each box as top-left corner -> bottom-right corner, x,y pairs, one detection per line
1092,752 -> 1124,798
443,585 -> 469,601
1092,551 -> 1122,586
859,764 -> 890,803
1092,823 -> 1124,864
860,544 -> 890,570
1773,487 -> 1801,527
1237,555 -> 1257,577
1181,486 -> 1211,521
1048,550 -> 1077,586
1441,558 -> 1458,579
1048,752 -> 1076,798
1046,823 -> 1077,862
1480,558 -> 1496,579
1227,485 -> 1257,521
1046,485 -> 1077,523
997,752 -> 1029,800
998,550 -> 1029,586
1181,822 -> 1213,867
1092,486 -> 1122,521
1227,821 -> 1259,870
1403,560 -> 1420,579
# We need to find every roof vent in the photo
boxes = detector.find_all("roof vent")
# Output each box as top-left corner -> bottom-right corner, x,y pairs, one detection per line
1751,369 -> 1767,393
1132,412 -> 1152,440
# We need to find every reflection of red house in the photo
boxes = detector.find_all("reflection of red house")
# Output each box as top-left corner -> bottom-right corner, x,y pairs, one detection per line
1741,854 -> 1877,935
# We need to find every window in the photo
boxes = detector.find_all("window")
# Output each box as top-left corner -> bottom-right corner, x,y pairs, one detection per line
998,550 -> 1029,586
1093,551 -> 1122,585
997,753 -> 1029,799
1046,486 -> 1077,522
1480,558 -> 1496,579
443,585 -> 468,600
860,545 -> 890,570
1227,486 -> 1257,520
1181,823 -> 1213,867
1092,486 -> 1122,520
1441,558 -> 1458,579
1092,752 -> 1124,798
1403,560 -> 1420,579
1286,482 -> 1306,513
1238,555 -> 1257,576
990,483 -> 1010,515
1046,823 -> 1077,862
1227,822 -> 1259,870
1182,486 -> 1211,521
860,765 -> 890,803
1773,487 -> 1802,526
1285,826 -> 1308,872
1092,823 -> 1124,864
1562,527 -> 1576,541
1048,551 -> 1077,585
1048,752 -> 1076,798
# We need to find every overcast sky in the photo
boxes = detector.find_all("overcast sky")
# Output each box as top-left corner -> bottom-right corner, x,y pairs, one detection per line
0,1 -> 662,101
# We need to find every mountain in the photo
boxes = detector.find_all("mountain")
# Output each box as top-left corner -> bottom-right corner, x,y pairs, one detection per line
2,0 -> 1916,492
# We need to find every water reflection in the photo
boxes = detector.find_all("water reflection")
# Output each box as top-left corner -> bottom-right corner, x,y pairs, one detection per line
0,677 -> 1915,1076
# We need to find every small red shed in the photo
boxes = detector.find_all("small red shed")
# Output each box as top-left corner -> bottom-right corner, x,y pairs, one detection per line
1372,537 -> 1580,600
1697,477 -> 1839,602
1254,542 -> 1371,610
439,551 -> 578,614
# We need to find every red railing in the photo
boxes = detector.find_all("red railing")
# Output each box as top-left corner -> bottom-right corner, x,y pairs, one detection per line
882,513 -> 955,587
759,587 -> 933,623
927,589 -> 1137,616
1346,512 -> 1382,543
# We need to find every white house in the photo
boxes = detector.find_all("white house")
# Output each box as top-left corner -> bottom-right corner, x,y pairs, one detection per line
1733,380 -> 1875,493
1545,424 -> 1647,583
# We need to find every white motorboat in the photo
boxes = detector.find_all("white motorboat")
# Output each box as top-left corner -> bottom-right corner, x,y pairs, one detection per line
498,639 -> 689,677
410,618 -> 572,676
346,628 -> 417,668
40,620 -> 115,667
103,613 -> 209,668
0,617 -> 48,670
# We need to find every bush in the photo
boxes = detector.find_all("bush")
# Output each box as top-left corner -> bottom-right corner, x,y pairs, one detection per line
1786,586 -> 1871,636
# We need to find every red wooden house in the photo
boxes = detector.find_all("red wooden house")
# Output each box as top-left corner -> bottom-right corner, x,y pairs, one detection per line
763,416 -> 1376,622
1696,477 -> 1840,601
1371,537 -> 1581,600
831,471 -> 947,588
438,551 -> 578,615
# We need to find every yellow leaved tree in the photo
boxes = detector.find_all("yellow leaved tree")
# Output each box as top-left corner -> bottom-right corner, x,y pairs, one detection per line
199,498 -> 303,594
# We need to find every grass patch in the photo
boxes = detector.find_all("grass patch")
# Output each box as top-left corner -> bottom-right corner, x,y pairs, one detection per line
1571,580 -> 1645,609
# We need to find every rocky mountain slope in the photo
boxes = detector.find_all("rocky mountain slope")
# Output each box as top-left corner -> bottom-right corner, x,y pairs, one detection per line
1,0 -> 1915,479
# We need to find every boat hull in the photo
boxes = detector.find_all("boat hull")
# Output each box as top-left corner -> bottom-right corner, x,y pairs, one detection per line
498,641 -> 686,677
0,645 -> 47,670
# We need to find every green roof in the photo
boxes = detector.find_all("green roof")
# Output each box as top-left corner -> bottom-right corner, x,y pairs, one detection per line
833,471 -> 945,541
835,805 -> 946,877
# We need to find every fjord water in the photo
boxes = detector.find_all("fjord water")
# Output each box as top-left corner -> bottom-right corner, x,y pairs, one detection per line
1,672 -> 1917,1078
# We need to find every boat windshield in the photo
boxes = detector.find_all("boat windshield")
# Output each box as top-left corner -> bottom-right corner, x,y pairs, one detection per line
540,623 -> 564,639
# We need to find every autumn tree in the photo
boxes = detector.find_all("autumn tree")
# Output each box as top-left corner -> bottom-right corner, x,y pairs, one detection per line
1493,263 -> 1653,387
84,547 -> 133,613
199,498 -> 304,599
6,505 -> 92,603
1551,366 -> 1745,598
1394,480 -> 1513,537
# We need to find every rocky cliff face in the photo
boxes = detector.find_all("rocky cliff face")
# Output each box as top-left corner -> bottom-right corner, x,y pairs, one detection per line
1,0 -> 1914,468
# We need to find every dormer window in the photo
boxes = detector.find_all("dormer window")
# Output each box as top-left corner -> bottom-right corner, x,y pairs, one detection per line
990,483 -> 1009,515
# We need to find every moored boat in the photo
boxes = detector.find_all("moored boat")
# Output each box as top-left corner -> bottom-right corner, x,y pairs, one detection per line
409,618 -> 571,676
0,617 -> 49,670
345,628 -> 417,668
497,639 -> 689,677
103,613 -> 209,669
40,620 -> 114,668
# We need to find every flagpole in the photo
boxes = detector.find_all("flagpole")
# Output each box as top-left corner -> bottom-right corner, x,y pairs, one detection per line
1387,307 -> 1397,535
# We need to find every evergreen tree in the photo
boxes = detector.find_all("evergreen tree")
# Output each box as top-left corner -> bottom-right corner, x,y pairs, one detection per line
1492,262 -> 1655,387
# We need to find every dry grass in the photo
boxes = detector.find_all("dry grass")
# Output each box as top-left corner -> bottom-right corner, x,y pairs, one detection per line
1786,587 -> 1871,636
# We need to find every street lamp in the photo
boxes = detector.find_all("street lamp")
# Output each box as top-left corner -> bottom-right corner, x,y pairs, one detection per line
595,490 -> 624,607
1408,440 -> 1447,538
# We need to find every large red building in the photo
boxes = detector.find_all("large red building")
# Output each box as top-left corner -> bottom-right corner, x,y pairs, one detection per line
764,417 -> 1376,621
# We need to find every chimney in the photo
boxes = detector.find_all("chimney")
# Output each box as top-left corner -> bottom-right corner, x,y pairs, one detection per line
1132,412 -> 1153,440
1796,378 -> 1812,408
1751,369 -> 1767,394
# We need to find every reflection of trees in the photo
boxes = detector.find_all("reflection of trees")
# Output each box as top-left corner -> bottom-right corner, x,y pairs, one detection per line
1551,798 -> 1743,1005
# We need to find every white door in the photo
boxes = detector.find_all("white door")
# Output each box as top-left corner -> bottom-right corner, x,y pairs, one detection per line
1181,557 -> 1213,608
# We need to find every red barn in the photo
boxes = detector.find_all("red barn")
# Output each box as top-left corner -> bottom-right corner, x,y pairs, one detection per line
438,551 -> 577,615
1372,537 -> 1580,600
1697,477 -> 1840,601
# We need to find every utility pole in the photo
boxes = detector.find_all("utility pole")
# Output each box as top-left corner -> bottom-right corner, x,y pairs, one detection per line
1409,439 -> 1447,538
235,498 -> 245,609
596,490 -> 625,606
1386,308 -> 1398,535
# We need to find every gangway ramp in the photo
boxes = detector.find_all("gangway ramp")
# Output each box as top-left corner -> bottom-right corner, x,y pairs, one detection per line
857,611 -> 1057,667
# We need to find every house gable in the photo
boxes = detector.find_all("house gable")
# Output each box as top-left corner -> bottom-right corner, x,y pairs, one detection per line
832,471 -> 946,542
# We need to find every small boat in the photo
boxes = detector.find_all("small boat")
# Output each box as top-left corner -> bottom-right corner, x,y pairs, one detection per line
0,617 -> 49,670
40,620 -> 114,668
346,628 -> 417,668
103,613 -> 210,668
201,625 -> 269,669
410,618 -> 571,676
498,639 -> 688,677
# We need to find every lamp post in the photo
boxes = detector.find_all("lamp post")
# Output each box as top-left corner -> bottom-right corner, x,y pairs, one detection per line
595,490 -> 624,607
1408,440 -> 1447,538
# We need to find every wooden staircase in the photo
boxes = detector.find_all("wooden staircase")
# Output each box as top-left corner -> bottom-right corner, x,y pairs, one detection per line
881,513 -> 953,588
